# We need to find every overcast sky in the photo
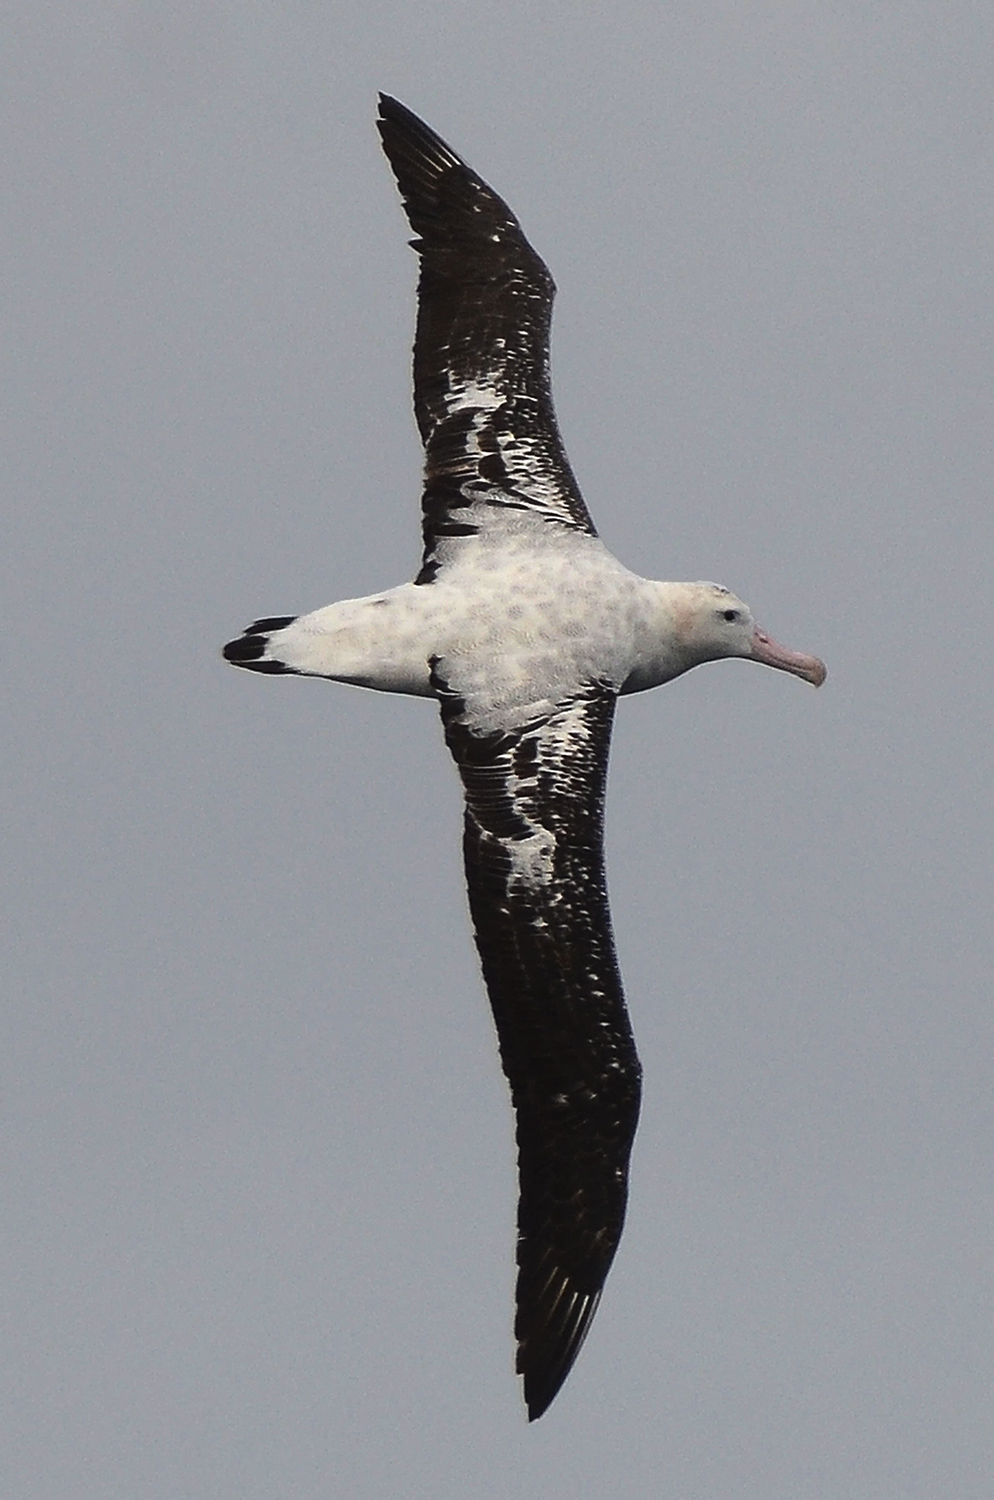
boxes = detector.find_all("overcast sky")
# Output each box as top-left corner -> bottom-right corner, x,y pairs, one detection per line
5,3 -> 993,1496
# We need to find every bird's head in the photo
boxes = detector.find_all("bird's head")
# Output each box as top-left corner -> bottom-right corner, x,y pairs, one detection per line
671,582 -> 826,686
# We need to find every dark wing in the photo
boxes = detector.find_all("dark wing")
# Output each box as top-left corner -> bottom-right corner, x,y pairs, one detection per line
376,96 -> 596,583
436,676 -> 642,1420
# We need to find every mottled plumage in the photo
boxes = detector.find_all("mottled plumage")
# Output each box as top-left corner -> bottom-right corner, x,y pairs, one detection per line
223,96 -> 826,1420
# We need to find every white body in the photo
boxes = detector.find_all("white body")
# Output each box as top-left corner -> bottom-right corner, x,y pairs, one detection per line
251,514 -> 764,737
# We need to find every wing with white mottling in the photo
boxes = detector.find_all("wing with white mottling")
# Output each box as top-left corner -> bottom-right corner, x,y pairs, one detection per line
376,96 -> 596,583
436,675 -> 642,1420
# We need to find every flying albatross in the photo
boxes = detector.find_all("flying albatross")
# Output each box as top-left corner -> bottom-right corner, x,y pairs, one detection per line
223,96 -> 826,1421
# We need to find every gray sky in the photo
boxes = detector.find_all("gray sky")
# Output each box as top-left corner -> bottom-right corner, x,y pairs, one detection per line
5,3 -> 993,1495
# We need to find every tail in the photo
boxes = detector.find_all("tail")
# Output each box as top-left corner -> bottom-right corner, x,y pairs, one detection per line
222,616 -> 299,674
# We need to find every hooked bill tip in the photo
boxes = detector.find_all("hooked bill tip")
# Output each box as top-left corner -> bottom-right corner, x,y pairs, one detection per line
751,627 -> 827,687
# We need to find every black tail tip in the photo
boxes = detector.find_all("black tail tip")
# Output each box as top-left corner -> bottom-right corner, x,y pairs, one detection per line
222,616 -> 298,674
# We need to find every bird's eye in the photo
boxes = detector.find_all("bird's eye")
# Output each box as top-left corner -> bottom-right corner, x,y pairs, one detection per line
721,608 -> 739,622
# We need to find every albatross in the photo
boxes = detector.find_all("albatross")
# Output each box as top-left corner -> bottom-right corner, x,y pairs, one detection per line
223,96 -> 826,1421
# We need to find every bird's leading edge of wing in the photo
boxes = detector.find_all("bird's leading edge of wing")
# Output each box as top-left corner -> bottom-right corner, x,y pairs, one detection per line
435,672 -> 643,1419
376,95 -> 597,581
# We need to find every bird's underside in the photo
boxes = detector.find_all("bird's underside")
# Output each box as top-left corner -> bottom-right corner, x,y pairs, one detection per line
223,93 -> 826,1422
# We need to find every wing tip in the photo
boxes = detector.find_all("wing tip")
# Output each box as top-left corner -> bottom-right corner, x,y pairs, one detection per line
516,1268 -> 603,1420
376,92 -> 412,128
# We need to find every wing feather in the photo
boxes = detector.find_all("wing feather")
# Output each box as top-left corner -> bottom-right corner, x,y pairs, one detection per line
437,678 -> 642,1419
376,96 -> 596,583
